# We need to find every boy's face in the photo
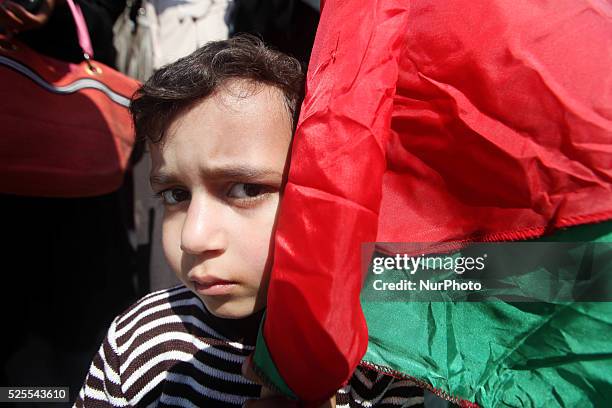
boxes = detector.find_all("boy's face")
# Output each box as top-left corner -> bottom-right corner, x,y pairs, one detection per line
149,80 -> 292,319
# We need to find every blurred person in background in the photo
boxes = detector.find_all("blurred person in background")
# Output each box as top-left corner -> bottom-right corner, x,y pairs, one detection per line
152,0 -> 230,68
0,0 -> 140,404
114,0 -> 230,82
114,0 -> 319,82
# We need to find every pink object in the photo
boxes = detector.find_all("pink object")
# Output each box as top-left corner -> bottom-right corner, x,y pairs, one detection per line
66,0 -> 94,58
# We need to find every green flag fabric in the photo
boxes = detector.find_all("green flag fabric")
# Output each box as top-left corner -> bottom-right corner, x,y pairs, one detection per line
361,222 -> 612,407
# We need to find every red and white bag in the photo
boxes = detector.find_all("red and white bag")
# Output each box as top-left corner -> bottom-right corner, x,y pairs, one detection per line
0,0 -> 140,197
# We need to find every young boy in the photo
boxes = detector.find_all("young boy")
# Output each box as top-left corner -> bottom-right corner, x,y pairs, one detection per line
75,35 -> 424,408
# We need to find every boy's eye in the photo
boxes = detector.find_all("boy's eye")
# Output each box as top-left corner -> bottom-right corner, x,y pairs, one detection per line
158,188 -> 190,205
227,183 -> 267,199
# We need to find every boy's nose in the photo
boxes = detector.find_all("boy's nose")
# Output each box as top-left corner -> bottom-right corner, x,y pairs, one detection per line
180,198 -> 228,255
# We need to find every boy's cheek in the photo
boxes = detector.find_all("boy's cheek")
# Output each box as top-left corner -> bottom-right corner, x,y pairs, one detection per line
161,215 -> 185,275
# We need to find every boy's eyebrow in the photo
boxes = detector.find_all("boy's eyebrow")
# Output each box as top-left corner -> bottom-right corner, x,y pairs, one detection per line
149,173 -> 178,187
150,165 -> 283,186
204,165 -> 284,181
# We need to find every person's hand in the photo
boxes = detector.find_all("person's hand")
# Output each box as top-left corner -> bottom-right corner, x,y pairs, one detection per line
241,355 -> 336,408
0,0 -> 57,35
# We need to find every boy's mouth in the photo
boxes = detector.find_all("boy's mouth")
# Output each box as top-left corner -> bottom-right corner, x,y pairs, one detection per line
191,277 -> 238,296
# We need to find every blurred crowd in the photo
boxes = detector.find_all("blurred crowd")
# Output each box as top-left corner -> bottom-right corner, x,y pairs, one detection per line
0,0 -> 319,404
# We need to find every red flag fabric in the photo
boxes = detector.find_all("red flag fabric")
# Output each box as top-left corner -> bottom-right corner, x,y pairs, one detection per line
255,0 -> 612,402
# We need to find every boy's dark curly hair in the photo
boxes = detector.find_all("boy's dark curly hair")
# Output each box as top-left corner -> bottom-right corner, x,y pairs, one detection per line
130,34 -> 305,143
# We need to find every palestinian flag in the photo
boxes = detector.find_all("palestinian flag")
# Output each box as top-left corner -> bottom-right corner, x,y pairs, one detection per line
253,1 -> 612,406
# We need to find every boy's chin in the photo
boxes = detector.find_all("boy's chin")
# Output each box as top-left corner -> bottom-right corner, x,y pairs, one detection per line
201,297 -> 261,320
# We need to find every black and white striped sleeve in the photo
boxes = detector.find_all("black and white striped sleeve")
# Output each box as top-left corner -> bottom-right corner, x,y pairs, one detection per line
74,318 -> 131,407
336,365 -> 425,408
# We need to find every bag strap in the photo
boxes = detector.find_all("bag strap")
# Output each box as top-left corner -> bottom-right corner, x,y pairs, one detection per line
65,0 -> 94,59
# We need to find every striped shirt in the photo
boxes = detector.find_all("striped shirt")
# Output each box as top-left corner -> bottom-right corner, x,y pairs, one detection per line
75,286 -> 424,407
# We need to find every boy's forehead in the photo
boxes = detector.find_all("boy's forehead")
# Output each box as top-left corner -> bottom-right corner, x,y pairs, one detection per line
214,79 -> 284,110
149,80 -> 292,180
166,80 -> 290,144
